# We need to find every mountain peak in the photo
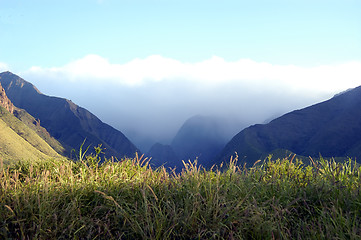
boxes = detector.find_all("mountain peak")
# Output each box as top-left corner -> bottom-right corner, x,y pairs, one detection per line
0,72 -> 140,160
0,71 -> 41,95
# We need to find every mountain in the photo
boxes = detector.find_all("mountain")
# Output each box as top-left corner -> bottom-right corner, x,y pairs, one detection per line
0,82 -> 63,165
170,115 -> 239,168
147,143 -> 180,169
0,71 -> 139,160
12,107 -> 65,155
217,85 -> 361,166
1,81 -> 65,155
146,115 -> 243,169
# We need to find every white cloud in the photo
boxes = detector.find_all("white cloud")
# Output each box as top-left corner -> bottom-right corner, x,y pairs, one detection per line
22,55 -> 361,151
26,54 -> 361,91
28,54 -> 185,86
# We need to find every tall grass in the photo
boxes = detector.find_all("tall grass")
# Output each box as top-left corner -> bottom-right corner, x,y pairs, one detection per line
1,151 -> 361,239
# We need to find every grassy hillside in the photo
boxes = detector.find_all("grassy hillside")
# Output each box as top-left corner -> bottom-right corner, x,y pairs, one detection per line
1,152 -> 360,239
0,106 -> 63,165
12,108 -> 66,154
0,71 -> 139,160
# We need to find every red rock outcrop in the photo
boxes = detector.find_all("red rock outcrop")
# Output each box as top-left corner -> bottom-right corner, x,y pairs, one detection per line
0,82 -> 14,114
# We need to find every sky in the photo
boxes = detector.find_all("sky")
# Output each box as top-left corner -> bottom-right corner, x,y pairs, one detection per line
1,0 -> 361,151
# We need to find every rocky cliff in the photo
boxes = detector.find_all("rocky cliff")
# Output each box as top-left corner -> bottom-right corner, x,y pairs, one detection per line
0,82 -> 14,114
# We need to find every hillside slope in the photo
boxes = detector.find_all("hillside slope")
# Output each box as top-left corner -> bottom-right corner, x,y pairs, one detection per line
217,85 -> 361,166
12,108 -> 65,154
0,106 -> 63,165
1,80 -> 65,155
1,82 -> 64,165
0,71 -> 139,160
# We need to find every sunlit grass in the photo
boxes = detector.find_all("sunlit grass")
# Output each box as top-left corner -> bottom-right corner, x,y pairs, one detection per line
1,150 -> 361,239
0,106 -> 64,164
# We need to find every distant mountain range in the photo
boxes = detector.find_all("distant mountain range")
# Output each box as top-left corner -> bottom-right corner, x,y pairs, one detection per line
216,85 -> 361,166
2,71 -> 361,169
147,115 -> 243,169
171,115 -> 234,167
0,71 -> 139,161
148,86 -> 361,169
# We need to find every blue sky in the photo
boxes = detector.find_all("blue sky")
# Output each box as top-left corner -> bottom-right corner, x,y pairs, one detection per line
2,0 -> 360,68
1,0 -> 361,151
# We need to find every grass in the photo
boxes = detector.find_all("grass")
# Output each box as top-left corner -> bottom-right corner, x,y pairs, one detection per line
1,150 -> 361,239
12,107 -> 66,155
0,106 -> 63,164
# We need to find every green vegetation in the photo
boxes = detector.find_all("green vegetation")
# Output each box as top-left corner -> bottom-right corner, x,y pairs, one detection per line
1,150 -> 361,239
12,107 -> 66,155
0,106 -> 63,165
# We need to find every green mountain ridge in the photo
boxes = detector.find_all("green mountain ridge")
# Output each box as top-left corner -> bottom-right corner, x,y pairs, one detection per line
0,71 -> 139,160
216,85 -> 361,166
12,107 -> 66,155
0,106 -> 63,166
0,81 -> 65,165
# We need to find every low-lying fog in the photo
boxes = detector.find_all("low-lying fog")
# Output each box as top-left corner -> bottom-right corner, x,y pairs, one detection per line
18,55 -> 361,151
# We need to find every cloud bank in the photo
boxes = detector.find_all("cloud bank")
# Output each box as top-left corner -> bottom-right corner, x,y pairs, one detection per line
28,54 -> 361,91
20,55 -> 361,151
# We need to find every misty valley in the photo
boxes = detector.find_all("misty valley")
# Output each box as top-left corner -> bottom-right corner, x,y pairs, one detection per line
1,71 -> 361,239
1,71 -> 361,169
2,0 -> 361,237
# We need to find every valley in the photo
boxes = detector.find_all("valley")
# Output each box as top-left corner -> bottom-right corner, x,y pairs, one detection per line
1,71 -> 361,168
1,72 -> 361,239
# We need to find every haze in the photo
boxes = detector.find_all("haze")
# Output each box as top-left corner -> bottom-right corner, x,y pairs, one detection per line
1,0 -> 360,151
